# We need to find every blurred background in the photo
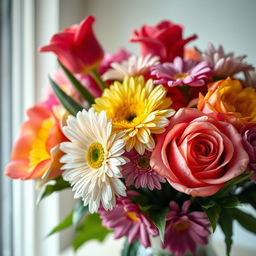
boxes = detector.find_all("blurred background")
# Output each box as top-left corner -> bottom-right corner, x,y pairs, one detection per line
0,0 -> 255,255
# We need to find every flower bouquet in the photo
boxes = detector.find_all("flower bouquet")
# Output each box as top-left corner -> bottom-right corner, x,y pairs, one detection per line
5,16 -> 256,256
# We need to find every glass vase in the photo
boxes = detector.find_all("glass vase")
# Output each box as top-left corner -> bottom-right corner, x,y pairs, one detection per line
136,236 -> 217,256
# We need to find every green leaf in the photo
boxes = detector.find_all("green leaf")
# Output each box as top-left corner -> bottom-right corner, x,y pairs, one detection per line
37,176 -> 70,203
214,172 -> 253,198
200,199 -> 216,210
47,211 -> 73,237
49,76 -> 83,116
219,209 -> 233,256
150,208 -> 168,243
59,61 -> 95,105
121,239 -> 140,256
232,208 -> 256,234
89,68 -> 106,91
238,187 -> 256,210
72,213 -> 111,251
72,200 -> 89,229
204,204 -> 221,232
221,196 -> 240,208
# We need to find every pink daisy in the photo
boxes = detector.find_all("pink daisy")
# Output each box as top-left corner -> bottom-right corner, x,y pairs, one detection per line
163,200 -> 210,256
196,43 -> 253,77
151,56 -> 212,87
122,150 -> 165,190
244,69 -> 256,87
99,193 -> 158,248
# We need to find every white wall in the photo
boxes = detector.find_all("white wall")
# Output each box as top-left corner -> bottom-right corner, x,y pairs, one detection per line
82,0 -> 256,66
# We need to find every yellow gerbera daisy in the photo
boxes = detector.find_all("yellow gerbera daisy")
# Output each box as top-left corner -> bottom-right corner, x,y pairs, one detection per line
93,76 -> 175,154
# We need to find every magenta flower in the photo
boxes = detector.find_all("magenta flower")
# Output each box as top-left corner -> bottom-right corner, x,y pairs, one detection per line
241,125 -> 256,182
123,150 -> 165,190
151,56 -> 212,87
99,193 -> 158,248
163,200 -> 210,256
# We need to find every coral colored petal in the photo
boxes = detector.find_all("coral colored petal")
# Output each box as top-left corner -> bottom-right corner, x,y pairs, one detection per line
11,132 -> 35,159
46,123 -> 66,153
27,105 -> 51,124
29,159 -> 51,179
43,145 -> 64,180
168,179 -> 223,197
5,160 -> 31,180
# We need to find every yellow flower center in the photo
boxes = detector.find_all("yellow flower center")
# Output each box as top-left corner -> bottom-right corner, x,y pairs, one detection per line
29,118 -> 53,169
172,73 -> 189,80
136,155 -> 151,171
112,102 -> 141,125
172,220 -> 190,232
126,212 -> 140,222
86,142 -> 104,169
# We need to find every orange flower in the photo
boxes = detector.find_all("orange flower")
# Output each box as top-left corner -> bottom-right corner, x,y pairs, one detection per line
184,47 -> 201,62
198,77 -> 256,126
5,105 -> 67,180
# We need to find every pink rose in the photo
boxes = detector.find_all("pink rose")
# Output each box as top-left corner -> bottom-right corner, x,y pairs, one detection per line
150,108 -> 249,197
130,20 -> 197,62
39,16 -> 104,74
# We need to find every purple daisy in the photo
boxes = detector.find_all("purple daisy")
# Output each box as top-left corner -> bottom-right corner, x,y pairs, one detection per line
151,56 -> 212,87
122,150 -> 165,190
163,200 -> 211,256
98,193 -> 158,248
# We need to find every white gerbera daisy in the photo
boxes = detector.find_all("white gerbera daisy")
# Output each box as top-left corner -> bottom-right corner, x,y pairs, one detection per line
196,43 -> 253,77
60,108 -> 127,213
102,54 -> 159,81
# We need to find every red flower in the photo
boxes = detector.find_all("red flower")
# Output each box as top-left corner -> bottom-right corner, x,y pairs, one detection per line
39,16 -> 104,74
130,20 -> 197,62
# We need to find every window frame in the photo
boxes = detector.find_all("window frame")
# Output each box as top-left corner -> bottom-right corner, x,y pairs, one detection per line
1,1 -> 88,255
0,0 -> 14,255
2,1 -> 62,256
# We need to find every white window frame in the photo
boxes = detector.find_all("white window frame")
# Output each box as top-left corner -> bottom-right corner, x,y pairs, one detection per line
9,1 -> 88,255
1,0 -> 13,255
11,0 -> 61,256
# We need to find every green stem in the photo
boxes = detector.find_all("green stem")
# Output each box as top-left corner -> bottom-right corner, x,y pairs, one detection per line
90,68 -> 106,91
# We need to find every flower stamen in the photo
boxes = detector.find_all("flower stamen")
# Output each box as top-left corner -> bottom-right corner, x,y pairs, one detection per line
126,211 -> 140,222
172,220 -> 190,232
172,73 -> 189,80
136,155 -> 151,171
